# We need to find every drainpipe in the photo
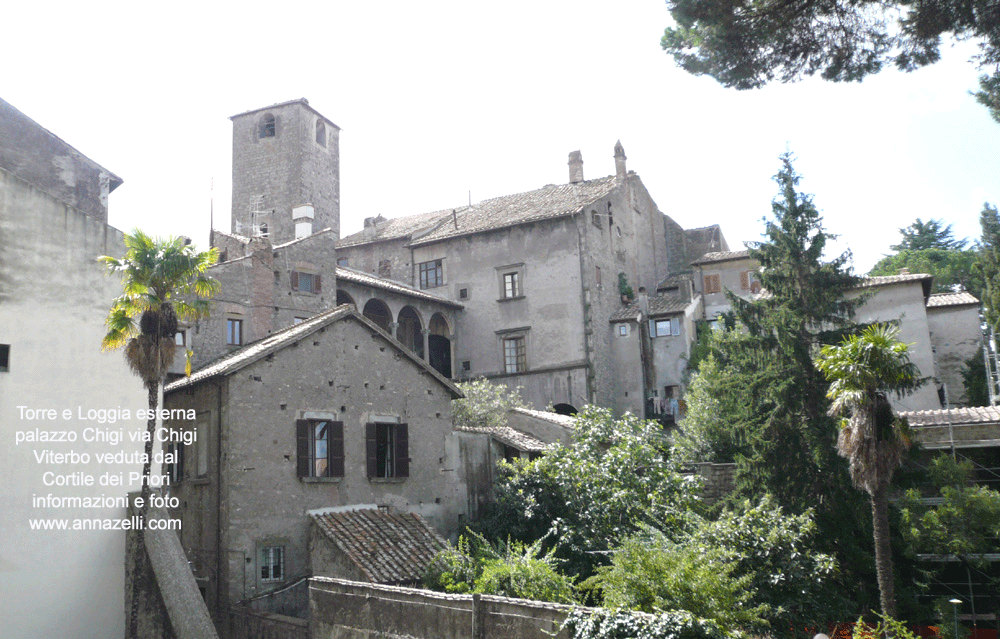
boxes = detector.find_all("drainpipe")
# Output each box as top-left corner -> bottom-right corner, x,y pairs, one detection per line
574,212 -> 594,404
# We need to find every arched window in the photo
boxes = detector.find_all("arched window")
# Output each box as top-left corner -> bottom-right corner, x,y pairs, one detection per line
315,120 -> 326,147
259,113 -> 275,139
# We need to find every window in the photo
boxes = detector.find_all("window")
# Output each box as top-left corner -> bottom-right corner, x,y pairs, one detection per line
378,259 -> 391,279
462,360 -> 471,371
337,257 -> 349,266
595,266 -> 602,287
649,318 -> 680,338
366,422 -> 408,478
315,119 -> 326,147
259,113 -> 275,139
291,271 -> 321,293
227,319 -> 243,345
592,210 -> 601,228
618,324 -> 628,337
459,288 -> 468,300
195,412 -> 209,478
740,270 -> 762,293
260,546 -> 284,582
503,336 -> 527,373
419,259 -> 444,289
297,419 -> 344,478
703,274 -> 721,294
607,201 -> 614,227
0,344 -> 10,371
166,441 -> 184,483
174,330 -> 186,347
293,317 -> 307,325
503,272 -> 520,298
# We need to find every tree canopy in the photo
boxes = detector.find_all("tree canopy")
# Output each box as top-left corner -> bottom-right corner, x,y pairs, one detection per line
661,0 -> 1000,122
891,219 -> 967,252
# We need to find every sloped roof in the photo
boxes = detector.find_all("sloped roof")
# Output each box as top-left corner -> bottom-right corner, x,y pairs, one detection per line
164,305 -> 462,398
458,424 -> 550,452
858,272 -> 933,287
690,250 -> 751,266
337,176 -> 621,248
229,97 -> 341,129
610,293 -> 692,322
311,508 -> 447,584
900,406 -> 1000,427
926,291 -> 980,308
335,266 -> 463,308
509,406 -> 576,429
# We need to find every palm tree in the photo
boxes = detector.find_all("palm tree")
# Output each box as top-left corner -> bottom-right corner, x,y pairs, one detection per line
99,229 -> 219,637
815,323 -> 922,620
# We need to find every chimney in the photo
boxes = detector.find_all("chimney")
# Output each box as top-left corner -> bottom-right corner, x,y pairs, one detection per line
614,140 -> 627,181
637,286 -> 648,318
568,151 -> 584,183
292,204 -> 315,239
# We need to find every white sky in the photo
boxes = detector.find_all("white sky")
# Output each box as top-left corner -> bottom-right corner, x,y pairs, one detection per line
4,0 -> 998,273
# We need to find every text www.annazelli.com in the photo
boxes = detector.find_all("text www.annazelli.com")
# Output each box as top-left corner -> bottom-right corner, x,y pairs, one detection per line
28,517 -> 181,531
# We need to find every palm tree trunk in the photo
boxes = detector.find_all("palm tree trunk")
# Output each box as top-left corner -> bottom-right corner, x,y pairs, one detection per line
128,382 -> 158,638
871,482 -> 897,621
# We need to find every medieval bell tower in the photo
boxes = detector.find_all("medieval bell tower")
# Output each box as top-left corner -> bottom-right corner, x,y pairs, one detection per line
229,98 -> 340,244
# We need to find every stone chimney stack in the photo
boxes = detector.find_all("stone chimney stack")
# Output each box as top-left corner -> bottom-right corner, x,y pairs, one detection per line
568,151 -> 584,183
614,140 -> 627,181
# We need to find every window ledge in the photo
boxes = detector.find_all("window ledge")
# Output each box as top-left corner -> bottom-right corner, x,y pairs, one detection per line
497,295 -> 526,303
300,477 -> 343,484
368,477 -> 407,484
186,477 -> 210,486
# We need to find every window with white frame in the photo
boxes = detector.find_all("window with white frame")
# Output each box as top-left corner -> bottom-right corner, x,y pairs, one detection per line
618,324 -> 629,337
649,318 -> 680,338
504,336 -> 527,373
260,546 -> 284,582
503,272 -> 520,298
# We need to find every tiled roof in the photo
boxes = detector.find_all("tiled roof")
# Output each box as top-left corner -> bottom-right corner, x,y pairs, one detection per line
164,305 -> 462,398
610,293 -> 692,322
656,274 -> 690,291
229,98 -> 341,129
858,273 -> 933,287
926,291 -> 980,308
510,406 -> 576,429
899,406 -> 1000,427
338,176 -> 620,248
311,507 -> 447,584
335,266 -> 463,308
690,250 -> 752,266
458,425 -> 550,452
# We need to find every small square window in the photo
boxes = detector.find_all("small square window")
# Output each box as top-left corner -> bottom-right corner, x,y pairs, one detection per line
0,344 -> 9,372
618,325 -> 628,337
260,546 -> 284,582
459,288 -> 469,300
227,319 -> 243,345
462,360 -> 471,371
337,257 -> 349,266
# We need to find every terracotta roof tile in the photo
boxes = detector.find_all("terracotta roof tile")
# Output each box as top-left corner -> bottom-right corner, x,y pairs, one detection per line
857,272 -> 933,287
335,266 -> 463,308
311,508 -> 447,584
610,294 -> 692,322
458,424 -> 550,452
926,291 -> 980,308
690,250 -> 751,266
899,406 -> 1000,427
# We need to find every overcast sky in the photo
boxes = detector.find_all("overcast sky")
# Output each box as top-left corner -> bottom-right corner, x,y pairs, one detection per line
4,1 -> 998,273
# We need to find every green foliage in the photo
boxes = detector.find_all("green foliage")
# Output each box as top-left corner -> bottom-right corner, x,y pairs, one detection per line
932,598 -> 971,639
452,378 -> 525,431
899,455 -> 1000,563
976,203 -> 1000,335
563,608 -> 728,639
477,406 -> 701,579
891,219 -> 967,252
961,347 -> 989,407
661,0 -> 1000,121
869,249 -> 982,298
589,528 -> 767,634
423,531 -> 576,603
848,614 -> 922,639
618,272 -> 635,300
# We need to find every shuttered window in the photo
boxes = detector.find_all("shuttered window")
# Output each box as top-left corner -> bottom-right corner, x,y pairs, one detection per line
291,271 -> 321,293
366,422 -> 409,479
296,419 -> 344,479
703,274 -> 721,294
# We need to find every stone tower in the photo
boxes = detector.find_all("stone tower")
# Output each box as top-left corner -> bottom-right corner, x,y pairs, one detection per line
229,98 -> 340,244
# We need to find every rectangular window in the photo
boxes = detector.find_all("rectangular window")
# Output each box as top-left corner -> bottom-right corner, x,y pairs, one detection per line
174,330 -> 186,347
166,440 -> 185,483
297,419 -> 344,478
595,266 -> 602,287
459,288 -> 469,300
366,422 -> 409,479
260,546 -> 284,582
337,257 -> 349,266
649,318 -> 680,338
592,210 -> 602,228
461,360 -> 471,371
0,344 -> 9,372
227,319 -> 243,345
703,274 -> 721,294
503,272 -> 520,298
618,324 -> 628,337
195,412 -> 209,478
504,337 -> 527,373
419,259 -> 444,289
378,259 -> 392,278
291,271 -> 321,293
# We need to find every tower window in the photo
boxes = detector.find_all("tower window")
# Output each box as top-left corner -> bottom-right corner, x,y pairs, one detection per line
259,113 -> 275,139
316,120 -> 326,147
0,344 -> 9,372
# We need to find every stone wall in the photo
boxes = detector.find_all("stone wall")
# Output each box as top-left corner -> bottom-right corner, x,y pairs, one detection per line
309,578 -> 573,639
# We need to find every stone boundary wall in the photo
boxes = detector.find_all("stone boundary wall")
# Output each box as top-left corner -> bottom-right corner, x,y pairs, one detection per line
309,578 -> 575,639
684,462 -> 736,504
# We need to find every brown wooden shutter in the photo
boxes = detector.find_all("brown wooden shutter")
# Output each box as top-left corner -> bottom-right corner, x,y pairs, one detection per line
365,423 -> 377,478
314,274 -> 322,293
291,271 -> 299,291
329,421 -> 344,477
740,271 -> 749,290
296,419 -> 311,478
394,423 -> 409,478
